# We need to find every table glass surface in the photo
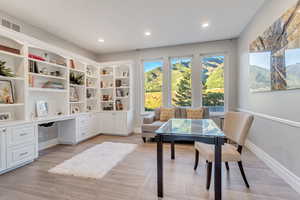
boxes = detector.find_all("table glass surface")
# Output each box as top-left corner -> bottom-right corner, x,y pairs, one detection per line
156,119 -> 225,138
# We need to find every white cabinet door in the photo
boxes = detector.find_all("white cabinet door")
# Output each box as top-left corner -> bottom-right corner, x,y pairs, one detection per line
91,113 -> 101,136
100,113 -> 114,134
114,113 -> 128,135
0,128 -> 7,172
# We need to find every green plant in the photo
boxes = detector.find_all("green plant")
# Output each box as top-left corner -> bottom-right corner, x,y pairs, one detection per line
172,70 -> 192,106
203,92 -> 224,106
70,72 -> 84,85
0,60 -> 15,77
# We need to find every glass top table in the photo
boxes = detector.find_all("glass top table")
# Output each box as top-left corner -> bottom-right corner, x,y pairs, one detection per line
155,119 -> 225,200
156,118 -> 225,138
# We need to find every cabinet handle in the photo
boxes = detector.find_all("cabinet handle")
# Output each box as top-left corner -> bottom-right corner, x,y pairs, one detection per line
2,128 -> 6,133
19,152 -> 28,157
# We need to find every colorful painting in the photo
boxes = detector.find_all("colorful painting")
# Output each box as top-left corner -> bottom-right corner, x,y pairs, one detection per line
250,1 -> 300,92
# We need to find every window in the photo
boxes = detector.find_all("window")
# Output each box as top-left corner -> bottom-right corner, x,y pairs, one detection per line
143,60 -> 163,111
170,57 -> 192,106
201,56 -> 225,113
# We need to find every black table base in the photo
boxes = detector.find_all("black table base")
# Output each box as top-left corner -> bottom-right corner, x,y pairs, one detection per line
157,135 -> 224,200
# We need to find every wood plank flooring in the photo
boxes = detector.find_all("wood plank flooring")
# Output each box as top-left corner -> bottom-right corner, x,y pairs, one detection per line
0,134 -> 299,200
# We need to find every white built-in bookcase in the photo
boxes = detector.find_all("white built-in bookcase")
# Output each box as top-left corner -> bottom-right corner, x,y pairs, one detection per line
0,33 -> 132,124
100,62 -> 131,112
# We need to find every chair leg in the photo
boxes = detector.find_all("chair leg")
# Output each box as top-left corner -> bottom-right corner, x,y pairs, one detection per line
142,137 -> 146,143
206,162 -> 212,190
194,149 -> 199,170
225,162 -> 229,171
238,161 -> 250,188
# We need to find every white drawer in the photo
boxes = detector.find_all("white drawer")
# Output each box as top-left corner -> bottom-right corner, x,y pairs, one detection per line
78,116 -> 89,128
7,144 -> 35,168
7,125 -> 35,147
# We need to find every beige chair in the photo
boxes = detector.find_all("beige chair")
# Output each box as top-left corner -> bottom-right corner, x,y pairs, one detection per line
194,112 -> 254,190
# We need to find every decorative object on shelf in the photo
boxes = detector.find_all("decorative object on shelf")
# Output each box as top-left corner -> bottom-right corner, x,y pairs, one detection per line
86,89 -> 93,99
36,101 -> 49,117
122,71 -> 129,77
70,86 -> 79,102
71,105 -> 80,114
0,60 -> 15,77
0,112 -> 12,121
0,44 -> 20,55
87,105 -> 92,111
101,69 -> 107,75
102,95 -> 110,101
50,71 -> 61,77
40,67 -> 48,75
29,53 -> 46,61
250,0 -> 300,92
86,79 -> 94,87
42,81 -> 64,89
70,71 -> 84,85
70,59 -> 75,69
28,75 -> 34,87
116,89 -> 123,97
0,80 -> 14,104
86,67 -> 92,76
103,103 -> 114,111
116,79 -> 122,87
115,100 -> 123,111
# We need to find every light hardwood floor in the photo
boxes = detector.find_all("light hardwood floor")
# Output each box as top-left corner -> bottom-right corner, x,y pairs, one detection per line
0,134 -> 299,200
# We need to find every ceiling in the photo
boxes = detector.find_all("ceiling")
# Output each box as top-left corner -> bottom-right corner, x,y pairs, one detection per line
0,0 -> 266,54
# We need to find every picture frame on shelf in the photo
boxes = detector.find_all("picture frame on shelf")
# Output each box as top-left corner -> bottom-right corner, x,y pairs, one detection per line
0,112 -> 13,121
70,86 -> 79,102
0,80 -> 14,104
36,101 -> 49,117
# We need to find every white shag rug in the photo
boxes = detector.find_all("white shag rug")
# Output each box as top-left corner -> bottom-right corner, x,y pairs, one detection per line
48,142 -> 137,179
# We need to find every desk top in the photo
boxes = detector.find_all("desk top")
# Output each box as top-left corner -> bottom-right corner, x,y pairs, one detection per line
156,119 -> 225,138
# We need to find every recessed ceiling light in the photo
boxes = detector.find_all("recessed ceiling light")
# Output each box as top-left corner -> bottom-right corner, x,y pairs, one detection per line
98,38 -> 105,43
202,23 -> 209,28
144,31 -> 151,36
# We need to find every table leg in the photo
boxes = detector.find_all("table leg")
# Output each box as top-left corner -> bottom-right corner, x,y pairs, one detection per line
171,140 -> 175,160
214,137 -> 222,200
157,135 -> 163,197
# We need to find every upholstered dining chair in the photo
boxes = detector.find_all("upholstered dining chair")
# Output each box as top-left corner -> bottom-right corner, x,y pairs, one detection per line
194,112 -> 254,190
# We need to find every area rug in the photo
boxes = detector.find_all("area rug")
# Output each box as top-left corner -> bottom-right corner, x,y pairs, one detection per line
48,142 -> 137,179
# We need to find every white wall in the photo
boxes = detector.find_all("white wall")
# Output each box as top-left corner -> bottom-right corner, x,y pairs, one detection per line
98,39 -> 238,129
0,10 -> 96,60
238,0 -> 300,177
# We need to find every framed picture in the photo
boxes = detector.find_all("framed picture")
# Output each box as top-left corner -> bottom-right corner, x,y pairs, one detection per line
36,101 -> 49,117
69,86 -> 79,102
0,112 -> 12,121
0,80 -> 14,104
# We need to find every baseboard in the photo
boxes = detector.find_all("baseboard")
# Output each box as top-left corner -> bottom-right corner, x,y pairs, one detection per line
245,140 -> 300,194
39,138 -> 59,151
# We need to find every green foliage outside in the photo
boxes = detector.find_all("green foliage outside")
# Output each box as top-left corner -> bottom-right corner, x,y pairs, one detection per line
144,56 -> 224,111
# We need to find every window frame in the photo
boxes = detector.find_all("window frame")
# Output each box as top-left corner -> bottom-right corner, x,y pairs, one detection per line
141,58 -> 164,113
200,53 -> 228,114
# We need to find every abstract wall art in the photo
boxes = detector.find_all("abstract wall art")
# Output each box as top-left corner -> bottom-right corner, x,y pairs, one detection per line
250,0 -> 300,92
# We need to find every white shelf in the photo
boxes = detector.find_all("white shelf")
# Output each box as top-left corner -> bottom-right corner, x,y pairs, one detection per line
100,101 -> 114,103
100,87 -> 114,90
28,72 -> 66,80
100,74 -> 113,77
86,75 -> 98,79
69,101 -> 85,104
28,58 -> 67,70
116,86 -> 129,89
29,87 -> 67,93
70,84 -> 85,88
115,76 -> 129,79
70,68 -> 85,73
116,96 -> 129,99
0,50 -> 25,59
0,75 -> 24,81
0,103 -> 24,107
86,86 -> 97,89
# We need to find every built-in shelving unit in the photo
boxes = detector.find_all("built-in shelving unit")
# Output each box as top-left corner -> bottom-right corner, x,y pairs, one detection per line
99,62 -> 131,112
0,35 -> 26,122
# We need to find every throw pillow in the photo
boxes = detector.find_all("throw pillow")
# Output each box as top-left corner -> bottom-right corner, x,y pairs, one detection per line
160,108 -> 175,121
